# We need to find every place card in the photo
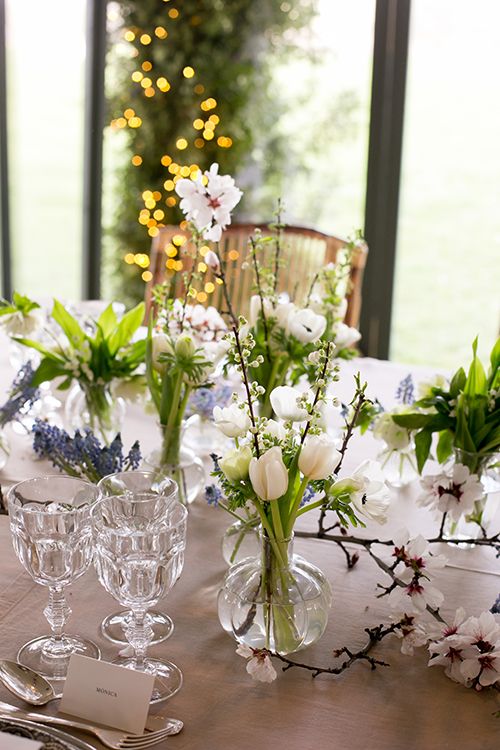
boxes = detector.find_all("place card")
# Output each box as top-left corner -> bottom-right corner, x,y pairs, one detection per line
0,735 -> 42,750
59,654 -> 155,735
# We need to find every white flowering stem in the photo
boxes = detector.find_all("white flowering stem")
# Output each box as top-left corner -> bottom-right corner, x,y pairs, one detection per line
300,341 -> 333,447
261,354 -> 290,419
249,236 -> 272,363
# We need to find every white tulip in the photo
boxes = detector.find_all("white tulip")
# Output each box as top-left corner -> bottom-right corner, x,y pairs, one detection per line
299,434 -> 341,480
213,404 -> 251,438
219,446 -> 253,482
151,333 -> 174,374
270,386 -> 308,422
288,307 -> 326,344
249,295 -> 272,327
249,446 -> 289,501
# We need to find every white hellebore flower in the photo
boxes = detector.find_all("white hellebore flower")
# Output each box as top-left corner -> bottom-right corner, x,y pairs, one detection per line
270,386 -> 309,422
151,333 -> 174,374
236,644 -> 277,683
334,460 -> 390,525
0,308 -> 44,337
213,404 -> 251,438
287,307 -> 326,344
373,412 -> 411,451
299,434 -> 341,480
249,446 -> 289,501
418,463 -> 484,522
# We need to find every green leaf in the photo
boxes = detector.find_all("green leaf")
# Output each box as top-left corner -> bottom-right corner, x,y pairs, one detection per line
464,337 -> 487,398
52,299 -> 85,346
13,337 -> 62,359
392,413 -> 431,429
436,430 -> 453,464
31,357 -> 67,386
454,396 -> 477,451
96,304 -> 118,338
449,367 -> 466,397
415,429 -> 432,473
108,302 -> 145,354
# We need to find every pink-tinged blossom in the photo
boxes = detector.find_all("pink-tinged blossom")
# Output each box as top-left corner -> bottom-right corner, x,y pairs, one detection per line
392,612 -> 429,655
389,532 -> 446,613
236,644 -> 277,683
418,463 -> 484,521
175,163 -> 242,241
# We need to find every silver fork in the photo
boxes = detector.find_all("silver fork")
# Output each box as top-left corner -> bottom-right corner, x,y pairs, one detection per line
0,702 -> 183,748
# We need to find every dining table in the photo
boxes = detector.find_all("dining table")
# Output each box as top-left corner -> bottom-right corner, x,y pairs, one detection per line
0,341 -> 498,750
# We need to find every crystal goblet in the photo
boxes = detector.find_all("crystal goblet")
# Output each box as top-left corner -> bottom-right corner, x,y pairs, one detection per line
92,492 -> 187,702
7,475 -> 100,680
97,471 -> 179,645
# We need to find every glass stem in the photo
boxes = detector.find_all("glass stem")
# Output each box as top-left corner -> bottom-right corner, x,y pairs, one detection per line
125,609 -> 153,670
44,586 -> 70,643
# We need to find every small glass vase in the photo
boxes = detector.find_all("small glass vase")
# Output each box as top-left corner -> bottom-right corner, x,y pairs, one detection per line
146,423 -> 205,506
65,383 -> 125,445
443,448 -> 499,546
221,515 -> 261,566
377,446 -> 418,488
218,530 -> 332,655
183,413 -> 231,457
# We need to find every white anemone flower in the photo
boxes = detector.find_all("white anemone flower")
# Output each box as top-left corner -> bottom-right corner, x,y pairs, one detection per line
287,307 -> 326,344
332,322 -> 361,349
334,460 -> 390,525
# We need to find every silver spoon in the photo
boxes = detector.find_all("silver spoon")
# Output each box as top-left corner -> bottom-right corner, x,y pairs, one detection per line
0,660 -> 58,705
0,660 -> 183,733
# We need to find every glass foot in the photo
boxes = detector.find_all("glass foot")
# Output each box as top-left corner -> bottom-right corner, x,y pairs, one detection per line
17,635 -> 100,680
113,657 -> 183,703
101,610 -> 174,645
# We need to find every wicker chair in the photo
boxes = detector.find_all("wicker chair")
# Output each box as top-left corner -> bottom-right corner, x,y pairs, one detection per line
145,223 -> 368,328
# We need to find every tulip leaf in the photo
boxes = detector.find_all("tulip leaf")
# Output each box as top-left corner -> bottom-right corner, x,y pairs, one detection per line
392,413 -> 431,429
108,302 -> 145,354
436,430 -> 453,464
52,299 -> 85,346
449,367 -> 466,397
415,429 -> 433,474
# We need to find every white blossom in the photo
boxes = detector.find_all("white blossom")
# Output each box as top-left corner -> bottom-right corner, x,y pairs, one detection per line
269,385 -> 309,422
175,163 -> 242,240
287,307 -> 326,344
418,463 -> 484,521
334,460 -> 390,525
249,446 -> 289,501
298,434 -> 341,480
213,404 -> 251,438
332,322 -> 361,349
236,644 -> 277,683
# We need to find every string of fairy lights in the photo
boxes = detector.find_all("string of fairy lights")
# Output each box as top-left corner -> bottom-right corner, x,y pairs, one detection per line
109,0 -> 236,298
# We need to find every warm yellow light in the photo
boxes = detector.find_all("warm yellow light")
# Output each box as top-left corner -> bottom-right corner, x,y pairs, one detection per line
172,234 -> 186,246
148,227 -> 159,237
168,163 -> 179,174
145,199 -> 156,209
168,8 -> 179,18
128,116 -> 142,128
180,220 -> 189,230
215,276 -> 223,285
201,175 -> 208,186
156,76 -> 171,91
131,71 -> 143,82
203,129 -> 214,140
197,262 -> 207,273
147,219 -> 157,228
194,138 -> 204,148
196,291 -> 208,303
174,260 -> 183,271
194,83 -> 204,94
204,282 -> 215,294
142,190 -> 153,200
124,108 -> 135,119
153,191 -> 162,200
190,171 -> 200,181
142,270 -> 153,282
176,138 -> 188,150
173,174 -> 182,184
138,215 -> 149,225
183,66 -> 195,78
201,98 -> 217,111
140,77 -> 152,88
228,249 -> 239,261
166,196 -> 177,207
179,166 -> 189,177
163,179 -> 175,191
153,210 -> 164,221
161,154 -> 172,167
165,245 -> 177,257
166,258 -> 176,270
200,245 -> 209,257
116,117 -> 127,128
155,26 -> 168,38
193,118 -> 204,130
131,154 -> 143,166
140,34 -> 152,45
209,114 -> 220,124
124,30 -> 135,42
124,252 -> 135,264
204,121 -> 215,131
141,61 -> 152,72
144,87 -> 155,97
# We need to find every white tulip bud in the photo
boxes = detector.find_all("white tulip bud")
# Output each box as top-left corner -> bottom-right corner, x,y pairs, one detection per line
249,446 -> 289,501
219,446 -> 253,482
298,434 -> 341,480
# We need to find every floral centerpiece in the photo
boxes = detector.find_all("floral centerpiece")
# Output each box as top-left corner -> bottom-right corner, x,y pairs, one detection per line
13,299 -> 146,444
0,292 -> 44,337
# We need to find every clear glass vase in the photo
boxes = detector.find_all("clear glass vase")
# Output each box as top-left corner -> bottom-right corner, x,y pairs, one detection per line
443,448 -> 499,546
183,413 -> 231,457
0,430 -> 10,471
146,423 -> 205,506
377,446 -> 418,488
218,531 -> 332,655
221,515 -> 261,566
65,383 -> 125,445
